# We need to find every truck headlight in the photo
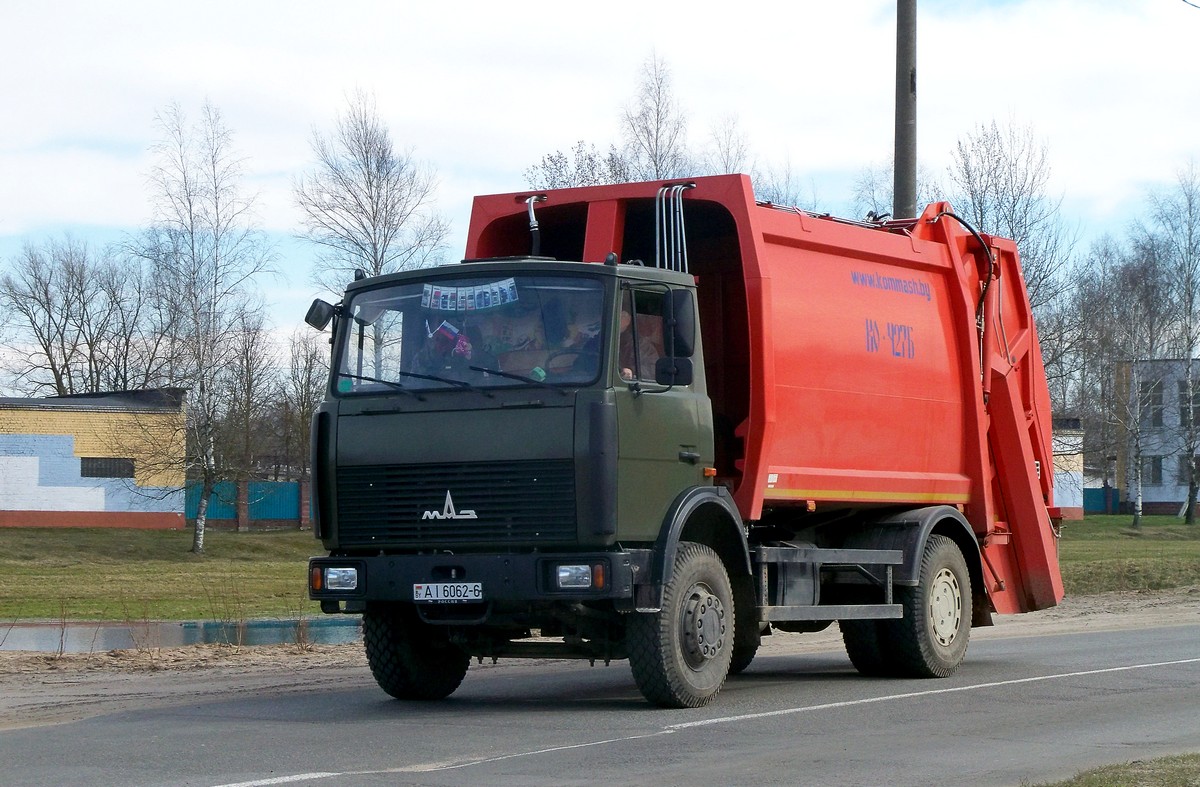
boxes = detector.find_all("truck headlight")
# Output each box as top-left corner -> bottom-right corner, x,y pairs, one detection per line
324,567 -> 359,591
557,564 -> 591,589
555,563 -> 606,590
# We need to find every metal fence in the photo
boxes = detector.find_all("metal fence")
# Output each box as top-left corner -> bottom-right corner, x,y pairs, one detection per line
1083,487 -> 1121,515
185,481 -> 303,522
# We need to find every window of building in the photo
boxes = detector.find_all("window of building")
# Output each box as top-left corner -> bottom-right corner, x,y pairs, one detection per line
1179,381 -> 1200,428
80,457 -> 135,479
1178,455 -> 1200,485
1142,455 -> 1164,486
1140,380 -> 1164,427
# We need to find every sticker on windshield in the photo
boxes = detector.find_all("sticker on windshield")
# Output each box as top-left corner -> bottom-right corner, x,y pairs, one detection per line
423,279 -> 519,312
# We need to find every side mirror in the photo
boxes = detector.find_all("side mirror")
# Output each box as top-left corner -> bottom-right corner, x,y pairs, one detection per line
305,299 -> 336,330
655,357 -> 693,387
663,289 -> 696,358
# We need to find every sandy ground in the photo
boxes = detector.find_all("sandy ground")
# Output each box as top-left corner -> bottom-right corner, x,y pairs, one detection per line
1,586 -> 1197,731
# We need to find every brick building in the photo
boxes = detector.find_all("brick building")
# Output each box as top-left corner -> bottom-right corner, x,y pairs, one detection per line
0,389 -> 186,528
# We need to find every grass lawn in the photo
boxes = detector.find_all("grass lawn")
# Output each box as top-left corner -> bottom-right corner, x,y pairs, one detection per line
1028,753 -> 1200,786
0,527 -> 322,622
1058,514 -> 1200,596
0,514 -> 1198,622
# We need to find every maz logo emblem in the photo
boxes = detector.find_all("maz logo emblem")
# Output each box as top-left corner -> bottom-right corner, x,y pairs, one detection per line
422,491 -> 478,520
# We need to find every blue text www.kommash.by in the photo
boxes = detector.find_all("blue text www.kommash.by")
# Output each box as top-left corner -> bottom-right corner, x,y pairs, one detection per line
850,271 -> 932,302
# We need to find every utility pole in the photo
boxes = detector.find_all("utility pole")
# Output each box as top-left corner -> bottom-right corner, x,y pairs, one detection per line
893,0 -> 917,219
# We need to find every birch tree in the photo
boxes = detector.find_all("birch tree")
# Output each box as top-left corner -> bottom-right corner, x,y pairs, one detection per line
1148,160 -> 1200,523
138,101 -> 274,553
1109,239 -> 1173,529
700,114 -> 751,176
621,53 -> 692,180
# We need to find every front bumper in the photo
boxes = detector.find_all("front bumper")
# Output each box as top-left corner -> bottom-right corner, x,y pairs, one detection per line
309,550 -> 650,611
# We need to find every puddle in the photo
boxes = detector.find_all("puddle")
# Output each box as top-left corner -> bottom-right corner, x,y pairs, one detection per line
0,618 -> 363,653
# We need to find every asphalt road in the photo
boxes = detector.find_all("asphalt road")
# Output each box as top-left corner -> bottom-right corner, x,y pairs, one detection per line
2,623 -> 1198,787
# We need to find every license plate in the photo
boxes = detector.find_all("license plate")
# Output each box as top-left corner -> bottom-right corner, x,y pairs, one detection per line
413,582 -> 483,603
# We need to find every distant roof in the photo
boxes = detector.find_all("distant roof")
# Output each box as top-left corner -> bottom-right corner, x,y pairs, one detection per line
0,388 -> 187,412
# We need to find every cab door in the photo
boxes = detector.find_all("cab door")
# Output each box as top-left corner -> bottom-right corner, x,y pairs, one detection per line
613,286 -> 713,542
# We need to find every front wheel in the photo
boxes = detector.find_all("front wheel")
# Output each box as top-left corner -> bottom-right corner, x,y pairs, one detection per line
363,604 -> 470,700
628,542 -> 735,708
883,534 -> 972,678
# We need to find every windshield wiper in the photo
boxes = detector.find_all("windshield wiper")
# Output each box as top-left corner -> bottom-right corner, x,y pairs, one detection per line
337,373 -> 425,400
468,366 -> 568,396
394,370 -> 494,397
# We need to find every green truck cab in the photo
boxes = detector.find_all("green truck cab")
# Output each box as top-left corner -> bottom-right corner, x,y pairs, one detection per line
307,256 -> 743,706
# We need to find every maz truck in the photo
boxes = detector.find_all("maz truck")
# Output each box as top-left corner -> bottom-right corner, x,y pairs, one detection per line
305,174 -> 1063,708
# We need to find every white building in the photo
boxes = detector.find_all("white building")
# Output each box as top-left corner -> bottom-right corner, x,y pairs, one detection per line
1117,359 -> 1200,516
1052,418 -> 1083,520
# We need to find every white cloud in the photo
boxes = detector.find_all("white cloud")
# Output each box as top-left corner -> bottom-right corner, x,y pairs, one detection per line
1,0 -> 1197,303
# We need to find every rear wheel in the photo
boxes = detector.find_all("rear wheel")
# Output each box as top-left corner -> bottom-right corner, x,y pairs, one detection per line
884,534 -> 972,678
728,572 -> 760,675
628,542 -> 734,707
363,604 -> 470,700
840,619 -> 890,677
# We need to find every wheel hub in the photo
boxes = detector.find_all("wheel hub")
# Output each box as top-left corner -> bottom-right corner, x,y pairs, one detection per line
680,585 -> 727,667
928,567 -> 962,647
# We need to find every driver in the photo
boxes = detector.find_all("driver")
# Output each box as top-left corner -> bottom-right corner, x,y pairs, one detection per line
412,320 -> 471,374
619,305 -> 660,380
412,320 -> 496,377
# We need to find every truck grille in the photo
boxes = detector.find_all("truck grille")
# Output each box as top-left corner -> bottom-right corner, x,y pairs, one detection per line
335,459 -> 576,547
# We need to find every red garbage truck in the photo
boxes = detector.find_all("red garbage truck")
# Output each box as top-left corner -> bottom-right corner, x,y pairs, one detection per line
306,174 -> 1063,707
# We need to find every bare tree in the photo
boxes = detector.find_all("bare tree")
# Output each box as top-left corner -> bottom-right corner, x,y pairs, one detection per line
524,140 -> 631,189
1146,160 -> 1200,522
96,252 -> 182,391
1109,238 -> 1174,528
621,53 -> 692,180
851,161 -> 940,220
295,90 -> 449,294
280,329 -> 329,480
1071,237 -> 1125,509
0,237 -> 92,395
137,101 -> 274,553
700,114 -> 751,176
947,119 -> 1078,311
218,311 -> 278,530
0,237 -> 175,395
754,158 -> 819,208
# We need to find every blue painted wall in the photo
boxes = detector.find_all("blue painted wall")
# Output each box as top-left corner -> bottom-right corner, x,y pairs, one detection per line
0,434 -> 183,514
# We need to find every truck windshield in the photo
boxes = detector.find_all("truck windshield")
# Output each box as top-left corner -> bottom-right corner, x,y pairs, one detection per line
335,274 -> 605,394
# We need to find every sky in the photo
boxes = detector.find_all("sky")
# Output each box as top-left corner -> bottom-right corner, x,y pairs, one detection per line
2,0 -> 1198,330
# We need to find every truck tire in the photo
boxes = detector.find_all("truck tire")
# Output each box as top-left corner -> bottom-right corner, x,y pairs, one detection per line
840,620 -> 890,677
363,604 -> 470,700
628,541 -> 734,707
728,573 -> 760,675
884,534 -> 971,678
